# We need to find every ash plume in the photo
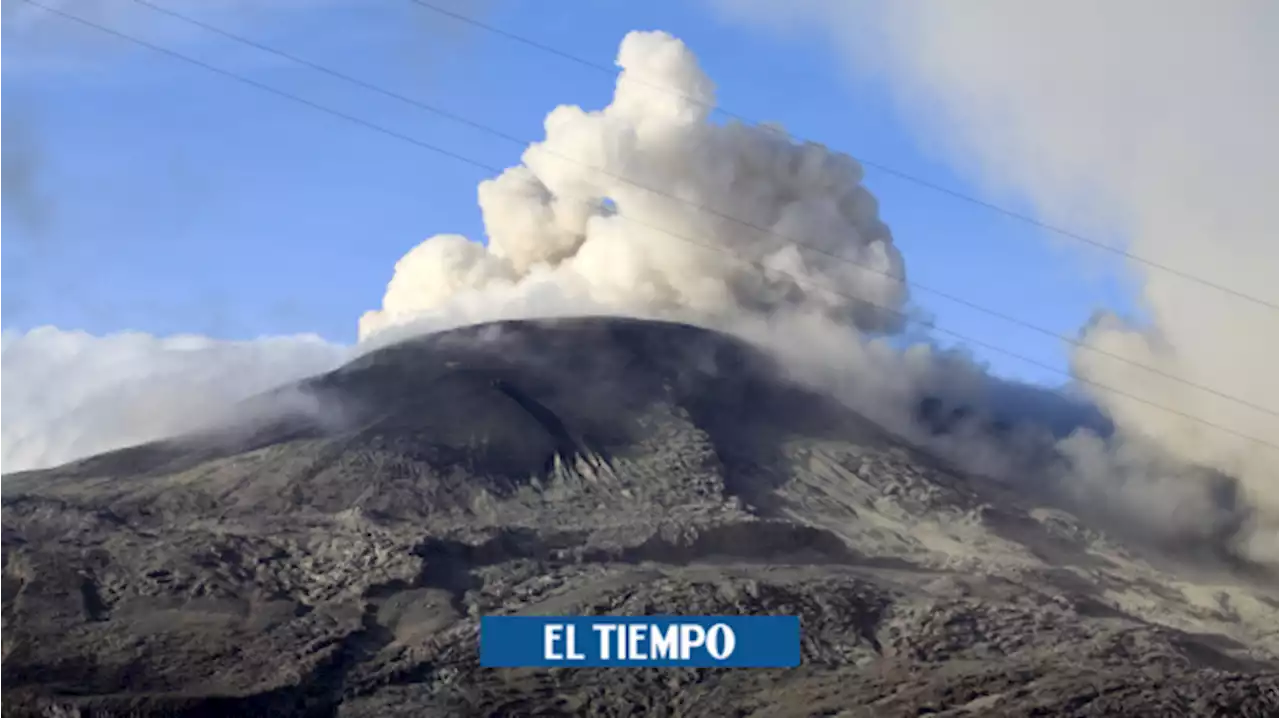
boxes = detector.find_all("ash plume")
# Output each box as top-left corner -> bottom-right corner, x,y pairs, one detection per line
358,32 -> 908,341
714,0 -> 1278,564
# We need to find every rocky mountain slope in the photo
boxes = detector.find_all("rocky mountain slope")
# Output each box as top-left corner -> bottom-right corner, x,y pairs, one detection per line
2,317 -> 1276,717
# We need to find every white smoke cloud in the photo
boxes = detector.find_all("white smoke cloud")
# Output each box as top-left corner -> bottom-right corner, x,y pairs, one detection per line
712,0 -> 1278,562
359,31 -> 908,342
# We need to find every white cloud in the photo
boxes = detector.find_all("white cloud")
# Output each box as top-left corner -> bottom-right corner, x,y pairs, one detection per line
0,326 -> 348,473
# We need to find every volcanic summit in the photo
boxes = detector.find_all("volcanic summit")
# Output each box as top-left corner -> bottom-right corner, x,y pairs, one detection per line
2,317 -> 1275,717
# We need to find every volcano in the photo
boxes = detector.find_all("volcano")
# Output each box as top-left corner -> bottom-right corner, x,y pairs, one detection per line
2,317 -> 1276,717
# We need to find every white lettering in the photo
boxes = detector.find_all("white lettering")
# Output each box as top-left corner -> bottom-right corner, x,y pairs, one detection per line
565,625 -> 585,660
593,624 -> 616,659
650,625 -> 678,659
627,623 -> 645,659
544,624 -> 563,660
706,624 -> 736,660
679,624 -> 706,660
567,621 -> 740,661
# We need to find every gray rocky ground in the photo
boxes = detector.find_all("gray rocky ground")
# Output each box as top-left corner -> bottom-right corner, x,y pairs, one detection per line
2,317 -> 1276,717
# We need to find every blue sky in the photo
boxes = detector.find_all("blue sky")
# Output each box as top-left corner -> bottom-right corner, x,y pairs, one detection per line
2,0 -> 1138,386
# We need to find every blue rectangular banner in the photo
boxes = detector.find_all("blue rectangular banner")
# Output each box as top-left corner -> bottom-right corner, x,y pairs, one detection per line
480,615 -> 800,668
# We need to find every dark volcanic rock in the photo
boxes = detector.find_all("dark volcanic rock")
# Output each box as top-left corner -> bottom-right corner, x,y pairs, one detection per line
2,317 -> 1276,717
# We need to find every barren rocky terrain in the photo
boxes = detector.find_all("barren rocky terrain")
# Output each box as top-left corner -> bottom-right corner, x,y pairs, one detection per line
3,318 -> 1276,717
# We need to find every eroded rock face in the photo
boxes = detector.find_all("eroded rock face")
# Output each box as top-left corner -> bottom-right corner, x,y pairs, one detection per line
3,318 -> 1276,717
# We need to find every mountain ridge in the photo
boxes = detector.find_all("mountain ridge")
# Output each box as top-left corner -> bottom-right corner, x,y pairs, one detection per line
3,317 -> 1275,717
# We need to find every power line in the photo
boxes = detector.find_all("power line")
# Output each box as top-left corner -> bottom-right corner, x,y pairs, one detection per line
118,0 -> 1279,419
17,0 -> 1277,449
405,0 -> 1279,313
